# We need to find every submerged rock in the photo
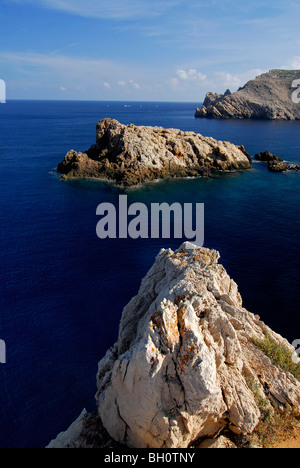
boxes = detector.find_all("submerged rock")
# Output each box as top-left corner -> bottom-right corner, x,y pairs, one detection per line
48,243 -> 300,449
195,69 -> 300,120
57,118 -> 251,186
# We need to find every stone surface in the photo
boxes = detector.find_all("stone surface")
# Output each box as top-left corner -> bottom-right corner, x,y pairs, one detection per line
195,70 -> 300,120
57,118 -> 251,186
47,243 -> 300,449
253,151 -> 300,172
255,151 -> 283,162
198,435 -> 237,449
94,243 -> 300,448
268,161 -> 300,172
46,410 -> 121,449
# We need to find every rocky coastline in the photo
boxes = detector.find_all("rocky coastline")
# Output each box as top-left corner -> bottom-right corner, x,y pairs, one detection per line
47,243 -> 300,449
57,118 -> 251,187
195,70 -> 300,120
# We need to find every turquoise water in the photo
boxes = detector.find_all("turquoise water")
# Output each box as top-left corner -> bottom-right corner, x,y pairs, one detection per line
0,100 -> 299,447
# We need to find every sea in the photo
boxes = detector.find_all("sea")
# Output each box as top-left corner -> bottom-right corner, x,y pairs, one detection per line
0,100 -> 300,448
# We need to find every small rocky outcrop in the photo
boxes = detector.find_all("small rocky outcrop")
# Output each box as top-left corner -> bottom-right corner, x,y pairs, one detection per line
268,161 -> 300,172
254,151 -> 283,162
195,70 -> 300,120
57,118 -> 251,187
254,151 -> 300,172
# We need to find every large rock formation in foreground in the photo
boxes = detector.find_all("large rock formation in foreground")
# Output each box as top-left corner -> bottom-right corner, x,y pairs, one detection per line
195,70 -> 300,120
48,243 -> 300,448
57,118 -> 251,186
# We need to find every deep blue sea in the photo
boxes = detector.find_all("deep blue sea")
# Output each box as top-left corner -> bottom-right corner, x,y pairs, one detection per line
0,100 -> 300,448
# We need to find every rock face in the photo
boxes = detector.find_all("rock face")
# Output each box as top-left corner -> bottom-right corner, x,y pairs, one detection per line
94,243 -> 300,448
254,151 -> 283,162
254,151 -> 300,172
195,70 -> 300,120
268,161 -> 300,172
46,410 -> 122,449
57,118 -> 251,186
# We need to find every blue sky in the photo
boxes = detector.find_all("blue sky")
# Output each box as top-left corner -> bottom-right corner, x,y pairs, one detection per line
0,0 -> 299,101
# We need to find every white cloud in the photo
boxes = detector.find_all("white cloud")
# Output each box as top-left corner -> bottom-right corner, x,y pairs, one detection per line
0,51 -> 142,96
170,77 -> 179,88
7,0 -> 180,20
129,79 -> 140,89
0,51 -> 120,77
0,50 -> 159,98
214,69 -> 265,91
176,69 -> 207,81
288,57 -> 300,69
0,51 -> 275,101
0,51 -> 140,92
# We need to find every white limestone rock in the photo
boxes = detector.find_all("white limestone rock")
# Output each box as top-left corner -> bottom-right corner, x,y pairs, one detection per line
95,243 -> 300,448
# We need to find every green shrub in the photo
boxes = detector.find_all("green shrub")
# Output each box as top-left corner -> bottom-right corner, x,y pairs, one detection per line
253,333 -> 300,380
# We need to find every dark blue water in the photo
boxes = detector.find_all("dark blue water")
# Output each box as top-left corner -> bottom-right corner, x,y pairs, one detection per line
0,100 -> 299,448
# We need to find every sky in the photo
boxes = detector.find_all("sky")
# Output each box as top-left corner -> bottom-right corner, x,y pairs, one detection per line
0,0 -> 300,101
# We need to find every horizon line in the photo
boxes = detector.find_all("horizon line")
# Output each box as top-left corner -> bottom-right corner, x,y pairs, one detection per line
1,98 -> 202,104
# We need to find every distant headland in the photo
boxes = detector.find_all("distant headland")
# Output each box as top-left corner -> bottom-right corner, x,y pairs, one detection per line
195,70 -> 300,120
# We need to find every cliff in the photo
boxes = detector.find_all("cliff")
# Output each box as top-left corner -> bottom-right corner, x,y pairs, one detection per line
195,70 -> 300,120
57,118 -> 251,186
47,243 -> 300,449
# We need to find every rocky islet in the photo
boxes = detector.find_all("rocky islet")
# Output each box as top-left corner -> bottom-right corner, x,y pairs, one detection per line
57,118 -> 252,186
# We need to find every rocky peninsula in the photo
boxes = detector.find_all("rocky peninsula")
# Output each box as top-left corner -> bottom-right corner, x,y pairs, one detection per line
195,70 -> 300,120
57,118 -> 251,187
47,243 -> 300,449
